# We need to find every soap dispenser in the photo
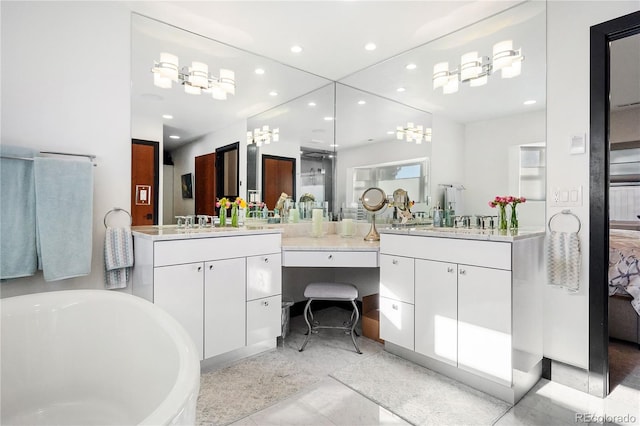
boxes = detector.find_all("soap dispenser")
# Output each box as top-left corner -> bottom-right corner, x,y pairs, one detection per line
445,202 -> 455,227
433,204 -> 442,227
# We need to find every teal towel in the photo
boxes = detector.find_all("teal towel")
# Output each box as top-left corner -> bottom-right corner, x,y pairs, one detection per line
34,157 -> 93,281
0,146 -> 37,279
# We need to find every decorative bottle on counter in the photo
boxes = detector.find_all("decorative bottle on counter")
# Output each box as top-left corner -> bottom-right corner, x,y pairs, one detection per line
231,203 -> 239,227
219,207 -> 227,227
498,205 -> 507,231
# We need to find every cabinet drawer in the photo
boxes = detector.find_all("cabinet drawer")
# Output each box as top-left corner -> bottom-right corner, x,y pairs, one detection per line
381,234 -> 511,270
154,233 -> 281,266
380,254 -> 415,303
247,295 -> 281,345
379,296 -> 414,351
247,253 -> 282,301
282,250 -> 378,267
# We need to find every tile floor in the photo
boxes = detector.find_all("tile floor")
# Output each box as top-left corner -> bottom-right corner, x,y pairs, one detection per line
226,308 -> 639,426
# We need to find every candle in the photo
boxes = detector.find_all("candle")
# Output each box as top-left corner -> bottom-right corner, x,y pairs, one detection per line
312,208 -> 323,237
288,208 -> 299,223
341,218 -> 354,237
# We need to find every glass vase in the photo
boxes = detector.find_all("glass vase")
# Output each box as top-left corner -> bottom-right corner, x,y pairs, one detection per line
498,205 -> 508,231
231,204 -> 239,227
219,207 -> 227,227
510,205 -> 519,230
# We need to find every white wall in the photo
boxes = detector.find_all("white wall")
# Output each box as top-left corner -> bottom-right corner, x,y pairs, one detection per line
545,1 -> 639,369
1,1 -> 131,297
170,119 -> 247,218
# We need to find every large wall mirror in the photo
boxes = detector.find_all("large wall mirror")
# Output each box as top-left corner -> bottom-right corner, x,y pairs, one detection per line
339,0 -> 547,227
131,13 -> 330,224
132,1 -> 546,227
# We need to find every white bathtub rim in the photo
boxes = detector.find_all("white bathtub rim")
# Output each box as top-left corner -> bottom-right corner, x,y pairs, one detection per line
1,289 -> 201,426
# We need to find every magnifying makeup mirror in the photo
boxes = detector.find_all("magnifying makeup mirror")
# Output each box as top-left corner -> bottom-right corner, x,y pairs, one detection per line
362,187 -> 387,241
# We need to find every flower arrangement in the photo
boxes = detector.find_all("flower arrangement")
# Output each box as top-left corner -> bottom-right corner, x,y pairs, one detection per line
489,196 -> 526,230
231,197 -> 246,227
216,197 -> 231,210
234,197 -> 247,209
216,197 -> 231,226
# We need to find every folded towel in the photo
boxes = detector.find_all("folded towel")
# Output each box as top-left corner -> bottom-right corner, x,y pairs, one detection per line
0,146 -> 37,279
547,230 -> 581,292
34,157 -> 93,281
104,226 -> 134,289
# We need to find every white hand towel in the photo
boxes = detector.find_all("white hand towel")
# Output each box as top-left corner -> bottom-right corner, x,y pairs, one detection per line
547,231 -> 581,292
104,227 -> 134,289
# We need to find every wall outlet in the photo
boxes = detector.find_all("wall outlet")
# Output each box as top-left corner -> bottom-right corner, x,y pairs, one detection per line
552,185 -> 583,207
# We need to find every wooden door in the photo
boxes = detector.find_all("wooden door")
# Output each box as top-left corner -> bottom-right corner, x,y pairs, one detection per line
195,153 -> 216,216
262,155 -> 295,209
131,140 -> 159,226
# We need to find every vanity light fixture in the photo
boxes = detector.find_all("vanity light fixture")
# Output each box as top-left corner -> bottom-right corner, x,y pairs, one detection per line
247,125 -> 279,147
396,123 -> 432,144
152,52 -> 235,100
432,40 -> 524,94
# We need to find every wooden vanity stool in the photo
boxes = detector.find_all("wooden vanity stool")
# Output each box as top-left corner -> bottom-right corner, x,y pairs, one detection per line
298,282 -> 362,354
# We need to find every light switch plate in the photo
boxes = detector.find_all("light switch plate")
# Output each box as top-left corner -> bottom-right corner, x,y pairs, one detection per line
570,134 -> 586,155
552,185 -> 583,207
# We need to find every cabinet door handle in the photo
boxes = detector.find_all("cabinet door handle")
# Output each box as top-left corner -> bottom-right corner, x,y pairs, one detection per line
264,257 -> 269,263
263,300 -> 269,307
392,304 -> 398,310
392,259 -> 398,265
197,266 -> 202,272
209,265 -> 213,270
447,267 -> 454,273
459,269 -> 466,275
328,254 -> 333,260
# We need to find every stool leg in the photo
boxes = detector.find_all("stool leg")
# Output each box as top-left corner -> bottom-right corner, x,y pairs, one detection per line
299,299 -> 313,352
350,300 -> 362,354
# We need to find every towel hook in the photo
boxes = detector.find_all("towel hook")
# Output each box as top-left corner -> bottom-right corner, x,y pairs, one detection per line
104,208 -> 132,228
548,209 -> 581,233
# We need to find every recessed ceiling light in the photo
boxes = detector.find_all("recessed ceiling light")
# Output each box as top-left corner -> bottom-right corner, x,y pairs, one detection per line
358,100 -> 366,105
308,102 -> 316,107
329,144 -> 339,148
254,68 -> 265,75
524,100 -> 537,105
324,116 -> 334,121
406,63 -> 417,70
169,135 -> 180,140
364,42 -> 377,51
269,91 -> 278,96
162,114 -> 173,119
290,45 -> 302,53
387,131 -> 395,135
397,87 -> 406,92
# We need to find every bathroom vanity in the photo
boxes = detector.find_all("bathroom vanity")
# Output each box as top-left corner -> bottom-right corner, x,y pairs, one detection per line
378,227 -> 545,404
131,227 -> 282,363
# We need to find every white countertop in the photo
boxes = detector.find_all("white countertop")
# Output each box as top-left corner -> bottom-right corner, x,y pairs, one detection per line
131,225 -> 282,241
379,226 -> 546,242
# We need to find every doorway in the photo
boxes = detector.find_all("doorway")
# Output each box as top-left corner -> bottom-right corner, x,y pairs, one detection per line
131,139 -> 159,226
195,152 -> 216,216
262,155 -> 296,210
589,10 -> 640,398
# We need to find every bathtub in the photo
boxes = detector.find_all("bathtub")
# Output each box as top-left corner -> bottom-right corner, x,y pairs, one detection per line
1,290 -> 201,425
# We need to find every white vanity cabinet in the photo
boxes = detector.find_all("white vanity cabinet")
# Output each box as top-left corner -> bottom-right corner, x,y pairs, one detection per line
153,262 -> 205,358
246,253 -> 282,345
132,231 -> 282,362
204,258 -> 247,359
380,231 -> 544,404
379,254 -> 415,350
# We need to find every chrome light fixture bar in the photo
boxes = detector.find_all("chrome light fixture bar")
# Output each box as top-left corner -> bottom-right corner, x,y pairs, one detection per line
433,40 -> 523,94
247,125 -> 279,147
152,52 -> 236,100
396,123 -> 432,144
